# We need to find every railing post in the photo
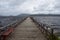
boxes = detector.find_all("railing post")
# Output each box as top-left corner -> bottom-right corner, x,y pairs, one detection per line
0,36 -> 1,40
46,27 -> 49,40
51,29 -> 53,40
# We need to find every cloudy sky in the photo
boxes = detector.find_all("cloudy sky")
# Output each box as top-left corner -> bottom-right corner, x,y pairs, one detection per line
0,0 -> 60,16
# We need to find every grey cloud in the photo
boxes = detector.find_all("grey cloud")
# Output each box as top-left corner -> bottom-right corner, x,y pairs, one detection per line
0,0 -> 60,16
34,0 -> 60,14
0,0 -> 27,16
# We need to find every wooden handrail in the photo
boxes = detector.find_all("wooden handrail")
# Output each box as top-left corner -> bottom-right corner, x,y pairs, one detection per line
0,17 -> 28,36
30,17 -> 60,40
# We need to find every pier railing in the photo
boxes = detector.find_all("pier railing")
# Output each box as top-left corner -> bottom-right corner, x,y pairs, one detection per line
0,17 -> 27,40
30,17 -> 60,40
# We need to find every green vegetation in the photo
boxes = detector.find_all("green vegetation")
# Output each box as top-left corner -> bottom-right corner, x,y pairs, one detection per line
49,34 -> 59,40
58,37 -> 60,40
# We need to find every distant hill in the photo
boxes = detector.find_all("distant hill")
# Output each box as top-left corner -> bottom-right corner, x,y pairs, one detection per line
31,14 -> 60,16
18,14 -> 30,16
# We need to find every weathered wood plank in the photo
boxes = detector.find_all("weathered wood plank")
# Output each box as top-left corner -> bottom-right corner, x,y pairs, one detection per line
7,17 -> 46,40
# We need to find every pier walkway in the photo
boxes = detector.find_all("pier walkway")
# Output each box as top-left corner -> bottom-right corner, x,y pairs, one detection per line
7,17 -> 46,40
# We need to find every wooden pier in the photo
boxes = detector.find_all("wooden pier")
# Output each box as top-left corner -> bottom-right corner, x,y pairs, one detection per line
5,17 -> 46,40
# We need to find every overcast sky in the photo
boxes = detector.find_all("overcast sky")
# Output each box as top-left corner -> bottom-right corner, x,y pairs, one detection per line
0,0 -> 60,16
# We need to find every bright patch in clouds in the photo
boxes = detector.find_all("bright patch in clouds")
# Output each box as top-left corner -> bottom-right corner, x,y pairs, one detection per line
0,0 -> 60,16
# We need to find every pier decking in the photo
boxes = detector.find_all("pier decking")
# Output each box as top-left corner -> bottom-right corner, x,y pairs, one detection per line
7,17 -> 46,40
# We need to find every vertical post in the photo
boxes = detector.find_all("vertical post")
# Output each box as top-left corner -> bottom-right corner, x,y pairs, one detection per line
46,27 -> 48,40
0,36 -> 1,40
51,29 -> 53,40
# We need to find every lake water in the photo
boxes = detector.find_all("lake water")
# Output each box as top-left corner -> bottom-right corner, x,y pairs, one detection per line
33,16 -> 60,34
